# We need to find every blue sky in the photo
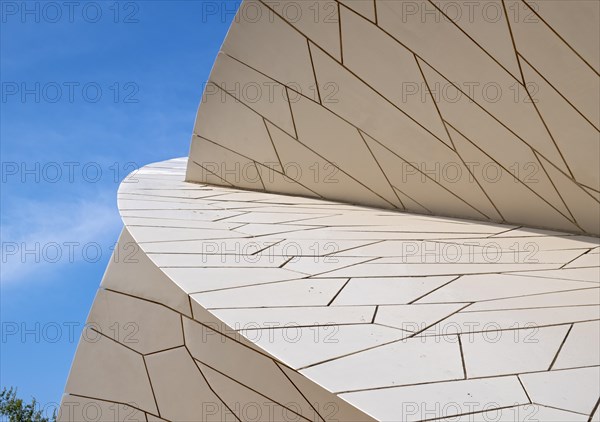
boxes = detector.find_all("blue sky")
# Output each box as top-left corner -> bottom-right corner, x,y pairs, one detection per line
1,0 -> 239,413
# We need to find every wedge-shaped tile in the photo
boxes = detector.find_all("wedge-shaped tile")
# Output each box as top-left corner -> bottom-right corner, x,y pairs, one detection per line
436,404 -> 588,422
460,325 -> 570,377
423,305 -> 600,335
210,52 -> 296,137
416,273 -> 597,303
183,317 -> 318,420
301,335 -> 464,392
192,82 -> 280,166
220,0 -> 318,101
341,376 -> 529,422
507,0 -> 600,128
419,58 -> 573,221
266,120 -> 396,208
212,306 -> 375,329
131,226 -> 244,243
164,267 -> 308,293
520,367 -> 600,415
332,276 -> 456,305
192,277 -> 347,308
145,347 -> 236,422
187,137 -> 265,190
251,324 -> 409,369
378,0 -> 572,173
375,303 -> 468,332
148,253 -> 288,269
521,59 -> 600,189
311,44 -> 499,221
290,95 -> 402,208
340,6 -> 451,145
277,363 -> 376,422
323,261 -> 561,278
87,290 -> 183,354
199,362 -> 318,422
283,256 -> 373,275
263,0 -> 341,61
447,125 -> 577,232
553,320 -> 600,369
467,288 -> 600,311
339,0 -> 375,22
58,395 -> 147,422
565,253 -> 600,269
65,335 -> 157,415
101,229 -> 191,316
508,267 -> 600,283
538,155 -> 600,235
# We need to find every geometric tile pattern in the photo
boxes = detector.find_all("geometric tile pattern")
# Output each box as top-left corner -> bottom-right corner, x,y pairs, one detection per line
187,0 -> 600,235
61,159 -> 600,421
62,2 -> 600,420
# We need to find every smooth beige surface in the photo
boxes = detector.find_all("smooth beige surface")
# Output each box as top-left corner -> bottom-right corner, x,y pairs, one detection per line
61,159 -> 599,421
187,0 -> 600,235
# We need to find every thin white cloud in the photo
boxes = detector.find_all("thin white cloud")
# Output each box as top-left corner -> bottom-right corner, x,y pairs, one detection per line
1,190 -> 122,284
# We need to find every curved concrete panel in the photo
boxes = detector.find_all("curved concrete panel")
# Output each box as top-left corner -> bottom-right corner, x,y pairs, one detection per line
60,159 -> 600,421
187,0 -> 600,235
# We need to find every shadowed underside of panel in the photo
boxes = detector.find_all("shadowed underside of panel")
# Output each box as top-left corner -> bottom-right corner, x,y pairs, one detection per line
187,0 -> 600,236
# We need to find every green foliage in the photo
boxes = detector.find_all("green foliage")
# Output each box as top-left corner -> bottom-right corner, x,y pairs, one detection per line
0,388 -> 55,422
